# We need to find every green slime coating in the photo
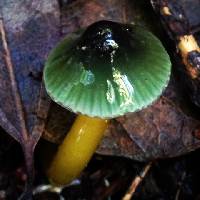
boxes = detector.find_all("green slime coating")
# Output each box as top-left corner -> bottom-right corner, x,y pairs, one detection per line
44,20 -> 171,118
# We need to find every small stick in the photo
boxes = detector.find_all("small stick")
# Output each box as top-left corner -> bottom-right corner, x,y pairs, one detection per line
122,162 -> 153,200
174,171 -> 186,200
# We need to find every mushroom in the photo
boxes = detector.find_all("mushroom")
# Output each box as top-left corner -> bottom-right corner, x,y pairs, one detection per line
44,20 -> 171,185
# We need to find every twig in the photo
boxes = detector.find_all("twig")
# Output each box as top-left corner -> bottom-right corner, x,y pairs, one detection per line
174,171 -> 186,200
178,35 -> 200,79
122,162 -> 153,200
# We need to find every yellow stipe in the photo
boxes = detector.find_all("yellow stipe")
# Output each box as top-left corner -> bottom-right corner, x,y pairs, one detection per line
47,115 -> 108,186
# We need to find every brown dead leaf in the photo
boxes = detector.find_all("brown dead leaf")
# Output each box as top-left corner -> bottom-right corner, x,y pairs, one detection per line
98,76 -> 200,161
0,0 -> 60,198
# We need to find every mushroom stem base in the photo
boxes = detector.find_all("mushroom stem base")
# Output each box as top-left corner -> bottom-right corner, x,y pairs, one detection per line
47,115 -> 108,186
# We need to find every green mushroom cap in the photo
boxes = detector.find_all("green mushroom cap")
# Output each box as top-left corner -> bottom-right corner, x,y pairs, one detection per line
44,20 -> 171,118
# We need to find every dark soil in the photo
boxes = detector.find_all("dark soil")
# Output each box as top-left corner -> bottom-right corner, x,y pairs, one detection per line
1,127 -> 200,200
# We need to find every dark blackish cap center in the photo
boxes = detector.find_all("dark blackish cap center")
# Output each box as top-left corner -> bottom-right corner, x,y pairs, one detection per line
76,20 -> 133,57
74,20 -> 135,72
